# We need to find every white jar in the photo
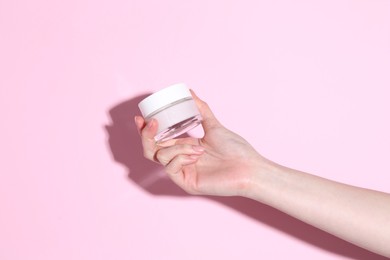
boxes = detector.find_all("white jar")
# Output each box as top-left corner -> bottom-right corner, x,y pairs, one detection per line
138,83 -> 202,143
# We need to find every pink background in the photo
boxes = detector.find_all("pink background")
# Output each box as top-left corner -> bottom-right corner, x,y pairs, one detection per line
1,1 -> 390,259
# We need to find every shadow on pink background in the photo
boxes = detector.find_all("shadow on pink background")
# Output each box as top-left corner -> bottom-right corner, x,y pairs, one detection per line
105,95 -> 388,260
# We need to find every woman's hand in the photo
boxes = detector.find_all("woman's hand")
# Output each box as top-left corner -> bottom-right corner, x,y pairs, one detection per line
135,90 -> 390,257
134,90 -> 264,196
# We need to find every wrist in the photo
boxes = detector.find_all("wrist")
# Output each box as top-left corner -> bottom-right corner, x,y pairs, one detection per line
239,156 -> 282,201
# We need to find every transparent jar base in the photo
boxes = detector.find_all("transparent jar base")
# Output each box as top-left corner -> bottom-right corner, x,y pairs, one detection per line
154,115 -> 202,143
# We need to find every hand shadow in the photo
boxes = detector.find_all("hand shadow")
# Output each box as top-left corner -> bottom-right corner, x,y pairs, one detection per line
105,94 -> 388,260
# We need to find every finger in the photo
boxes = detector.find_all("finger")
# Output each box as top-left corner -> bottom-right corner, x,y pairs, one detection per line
155,144 -> 205,166
134,116 -> 145,135
165,154 -> 200,175
140,118 -> 159,161
190,89 -> 221,130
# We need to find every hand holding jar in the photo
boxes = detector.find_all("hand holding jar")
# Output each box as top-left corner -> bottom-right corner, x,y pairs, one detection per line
135,86 -> 390,258
135,87 -> 262,196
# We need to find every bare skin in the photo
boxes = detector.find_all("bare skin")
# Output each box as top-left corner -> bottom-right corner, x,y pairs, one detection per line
134,90 -> 390,257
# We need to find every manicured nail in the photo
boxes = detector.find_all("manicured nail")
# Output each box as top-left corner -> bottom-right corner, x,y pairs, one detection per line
192,145 -> 205,153
189,89 -> 197,98
134,116 -> 140,126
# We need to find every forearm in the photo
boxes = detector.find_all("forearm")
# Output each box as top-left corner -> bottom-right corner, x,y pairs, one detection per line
244,160 -> 390,257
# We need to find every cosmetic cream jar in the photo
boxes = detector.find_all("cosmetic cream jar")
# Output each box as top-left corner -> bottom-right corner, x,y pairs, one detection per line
138,83 -> 202,143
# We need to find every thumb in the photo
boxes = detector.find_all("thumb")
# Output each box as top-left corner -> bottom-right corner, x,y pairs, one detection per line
190,89 -> 221,130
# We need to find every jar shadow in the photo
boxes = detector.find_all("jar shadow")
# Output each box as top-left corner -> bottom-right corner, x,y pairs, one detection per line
105,93 -> 187,196
104,94 -> 388,260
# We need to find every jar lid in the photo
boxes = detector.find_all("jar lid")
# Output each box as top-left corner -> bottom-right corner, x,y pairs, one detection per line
138,83 -> 192,117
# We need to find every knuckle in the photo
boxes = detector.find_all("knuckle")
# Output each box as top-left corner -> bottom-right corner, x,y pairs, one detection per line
155,151 -> 164,164
143,150 -> 153,161
166,157 -> 181,174
156,149 -> 171,165
142,151 -> 148,159
165,165 -> 176,175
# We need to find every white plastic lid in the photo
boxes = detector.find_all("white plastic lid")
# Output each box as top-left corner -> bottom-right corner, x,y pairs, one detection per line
138,83 -> 192,117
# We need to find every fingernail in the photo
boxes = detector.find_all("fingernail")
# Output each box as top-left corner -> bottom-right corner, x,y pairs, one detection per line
192,145 -> 205,153
189,89 -> 197,98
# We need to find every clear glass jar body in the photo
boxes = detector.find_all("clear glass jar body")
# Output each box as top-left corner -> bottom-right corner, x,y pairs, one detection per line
145,97 -> 202,142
